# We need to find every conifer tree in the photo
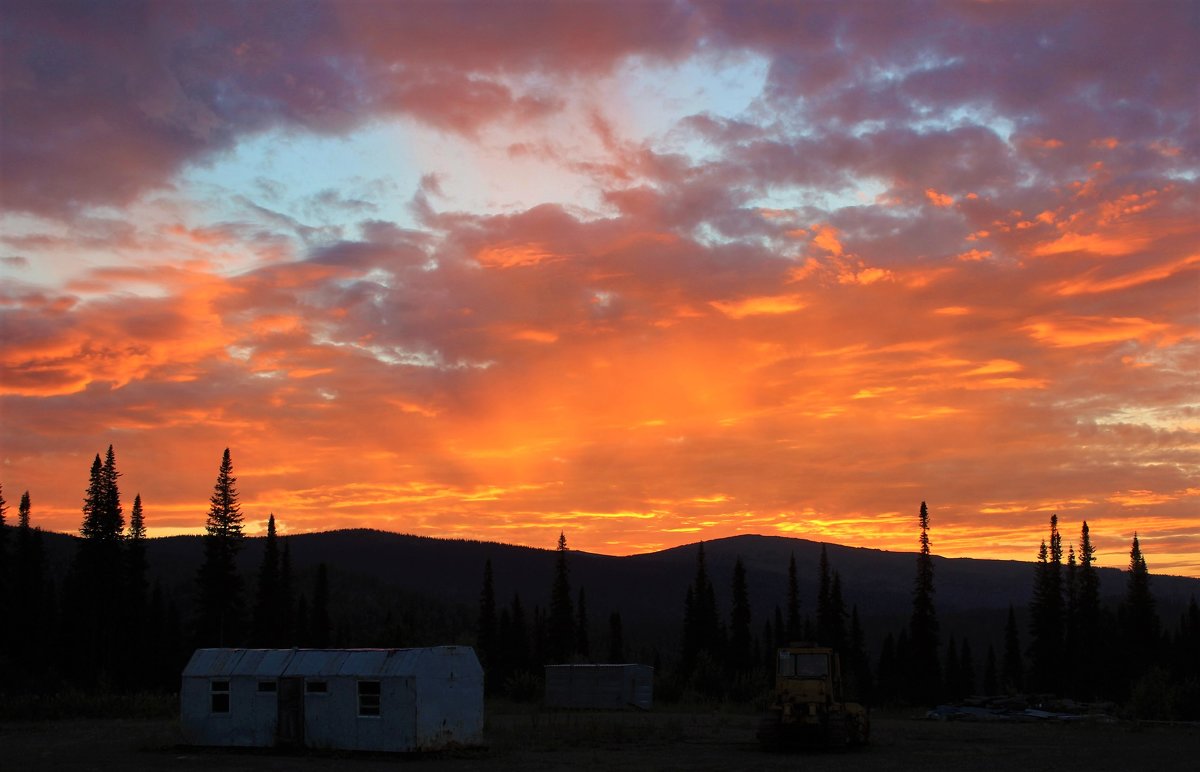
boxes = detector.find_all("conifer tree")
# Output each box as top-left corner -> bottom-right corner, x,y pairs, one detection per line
280,538 -> 294,644
816,546 -> 833,645
910,501 -> 940,704
945,634 -> 961,701
127,494 -> 148,612
876,632 -> 898,704
70,449 -> 127,684
122,492 -> 149,686
608,611 -> 624,663
1028,515 -> 1065,693
311,561 -> 331,647
728,556 -> 752,674
195,448 -> 246,646
681,542 -> 723,675
100,445 -> 124,537
847,605 -> 871,702
253,515 -> 283,645
960,638 -> 976,698
477,558 -> 498,672
786,553 -> 802,641
576,586 -> 590,658
983,645 -> 998,695
13,492 -> 45,665
1073,521 -> 1101,697
1120,534 -> 1159,685
547,531 -> 575,663
1001,604 -> 1023,693
0,483 -> 8,619
829,571 -> 848,652
507,593 -> 530,674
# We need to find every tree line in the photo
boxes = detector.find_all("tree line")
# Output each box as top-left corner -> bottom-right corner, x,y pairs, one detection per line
2,457 -> 1197,718
0,447 -> 469,695
872,506 -> 1200,718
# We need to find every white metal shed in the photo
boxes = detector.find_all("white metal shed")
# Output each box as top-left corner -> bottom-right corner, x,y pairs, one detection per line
180,646 -> 483,752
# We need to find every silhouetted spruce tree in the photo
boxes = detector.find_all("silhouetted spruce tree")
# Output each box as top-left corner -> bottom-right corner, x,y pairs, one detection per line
122,493 -> 149,687
294,593 -> 309,647
945,634 -> 961,701
773,605 -> 785,646
786,553 -> 802,641
253,514 -> 283,645
1001,605 -> 1023,693
532,604 -> 548,668
960,639 -> 976,698
909,501 -> 940,704
127,494 -> 148,612
69,449 -> 126,685
681,585 -> 697,670
576,586 -> 590,658
13,492 -> 49,673
876,632 -> 899,704
477,558 -> 498,675
1073,521 -> 1101,698
829,571 -> 849,652
100,446 -> 124,536
547,532 -> 574,663
0,483 -> 8,643
195,448 -> 246,646
608,611 -> 625,662
983,645 -> 999,695
1119,534 -> 1159,687
728,556 -> 752,675
815,546 -> 833,644
761,619 -> 775,672
506,593 -> 530,674
681,542 -> 721,675
311,562 -> 331,647
1170,597 -> 1200,718
1063,543 -> 1079,691
280,537 -> 294,644
847,605 -> 872,703
1028,515 -> 1065,693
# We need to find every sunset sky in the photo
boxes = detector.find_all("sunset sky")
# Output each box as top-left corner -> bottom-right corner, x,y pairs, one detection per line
2,1 -> 1198,576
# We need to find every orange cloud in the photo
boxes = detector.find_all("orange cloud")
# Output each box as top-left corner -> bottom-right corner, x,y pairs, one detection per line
925,188 -> 954,207
1023,316 -> 1172,348
810,224 -> 844,256
1030,231 -> 1147,257
476,243 -> 562,268
1052,254 -> 1200,296
711,294 -> 807,318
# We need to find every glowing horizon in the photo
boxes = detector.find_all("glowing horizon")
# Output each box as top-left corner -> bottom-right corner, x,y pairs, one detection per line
2,1 -> 1198,577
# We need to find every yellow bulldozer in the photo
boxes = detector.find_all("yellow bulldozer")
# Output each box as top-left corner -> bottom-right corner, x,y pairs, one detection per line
757,644 -> 869,749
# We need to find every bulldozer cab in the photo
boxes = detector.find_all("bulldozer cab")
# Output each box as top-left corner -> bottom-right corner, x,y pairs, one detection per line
775,646 -> 841,703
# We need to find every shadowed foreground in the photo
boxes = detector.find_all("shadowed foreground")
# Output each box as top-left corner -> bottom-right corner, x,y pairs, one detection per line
2,711 -> 1198,771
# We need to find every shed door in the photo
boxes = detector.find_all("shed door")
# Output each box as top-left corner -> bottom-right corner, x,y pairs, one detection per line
276,677 -> 305,747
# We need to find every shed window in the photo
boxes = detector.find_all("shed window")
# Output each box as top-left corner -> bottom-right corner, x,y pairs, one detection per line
257,680 -> 277,693
358,680 -> 381,717
211,680 -> 230,713
306,680 -> 328,694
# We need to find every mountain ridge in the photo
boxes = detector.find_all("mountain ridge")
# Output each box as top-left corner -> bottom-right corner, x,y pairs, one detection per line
25,526 -> 1200,656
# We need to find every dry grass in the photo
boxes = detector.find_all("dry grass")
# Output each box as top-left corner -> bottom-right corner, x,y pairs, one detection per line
1,710 -> 1197,771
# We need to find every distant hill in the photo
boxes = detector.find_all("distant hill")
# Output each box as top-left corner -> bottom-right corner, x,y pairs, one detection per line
27,527 -> 1200,657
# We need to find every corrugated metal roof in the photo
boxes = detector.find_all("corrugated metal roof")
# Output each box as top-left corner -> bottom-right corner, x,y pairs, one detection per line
181,648 -> 287,677
183,647 -> 476,679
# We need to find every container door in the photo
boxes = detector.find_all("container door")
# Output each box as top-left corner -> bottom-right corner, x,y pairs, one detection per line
276,677 -> 305,747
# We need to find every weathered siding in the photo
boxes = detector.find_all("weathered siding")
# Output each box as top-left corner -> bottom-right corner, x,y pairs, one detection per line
180,647 -> 483,752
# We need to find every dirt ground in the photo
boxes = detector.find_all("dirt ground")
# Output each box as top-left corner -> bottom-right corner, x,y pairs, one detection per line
2,710 -> 1198,771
